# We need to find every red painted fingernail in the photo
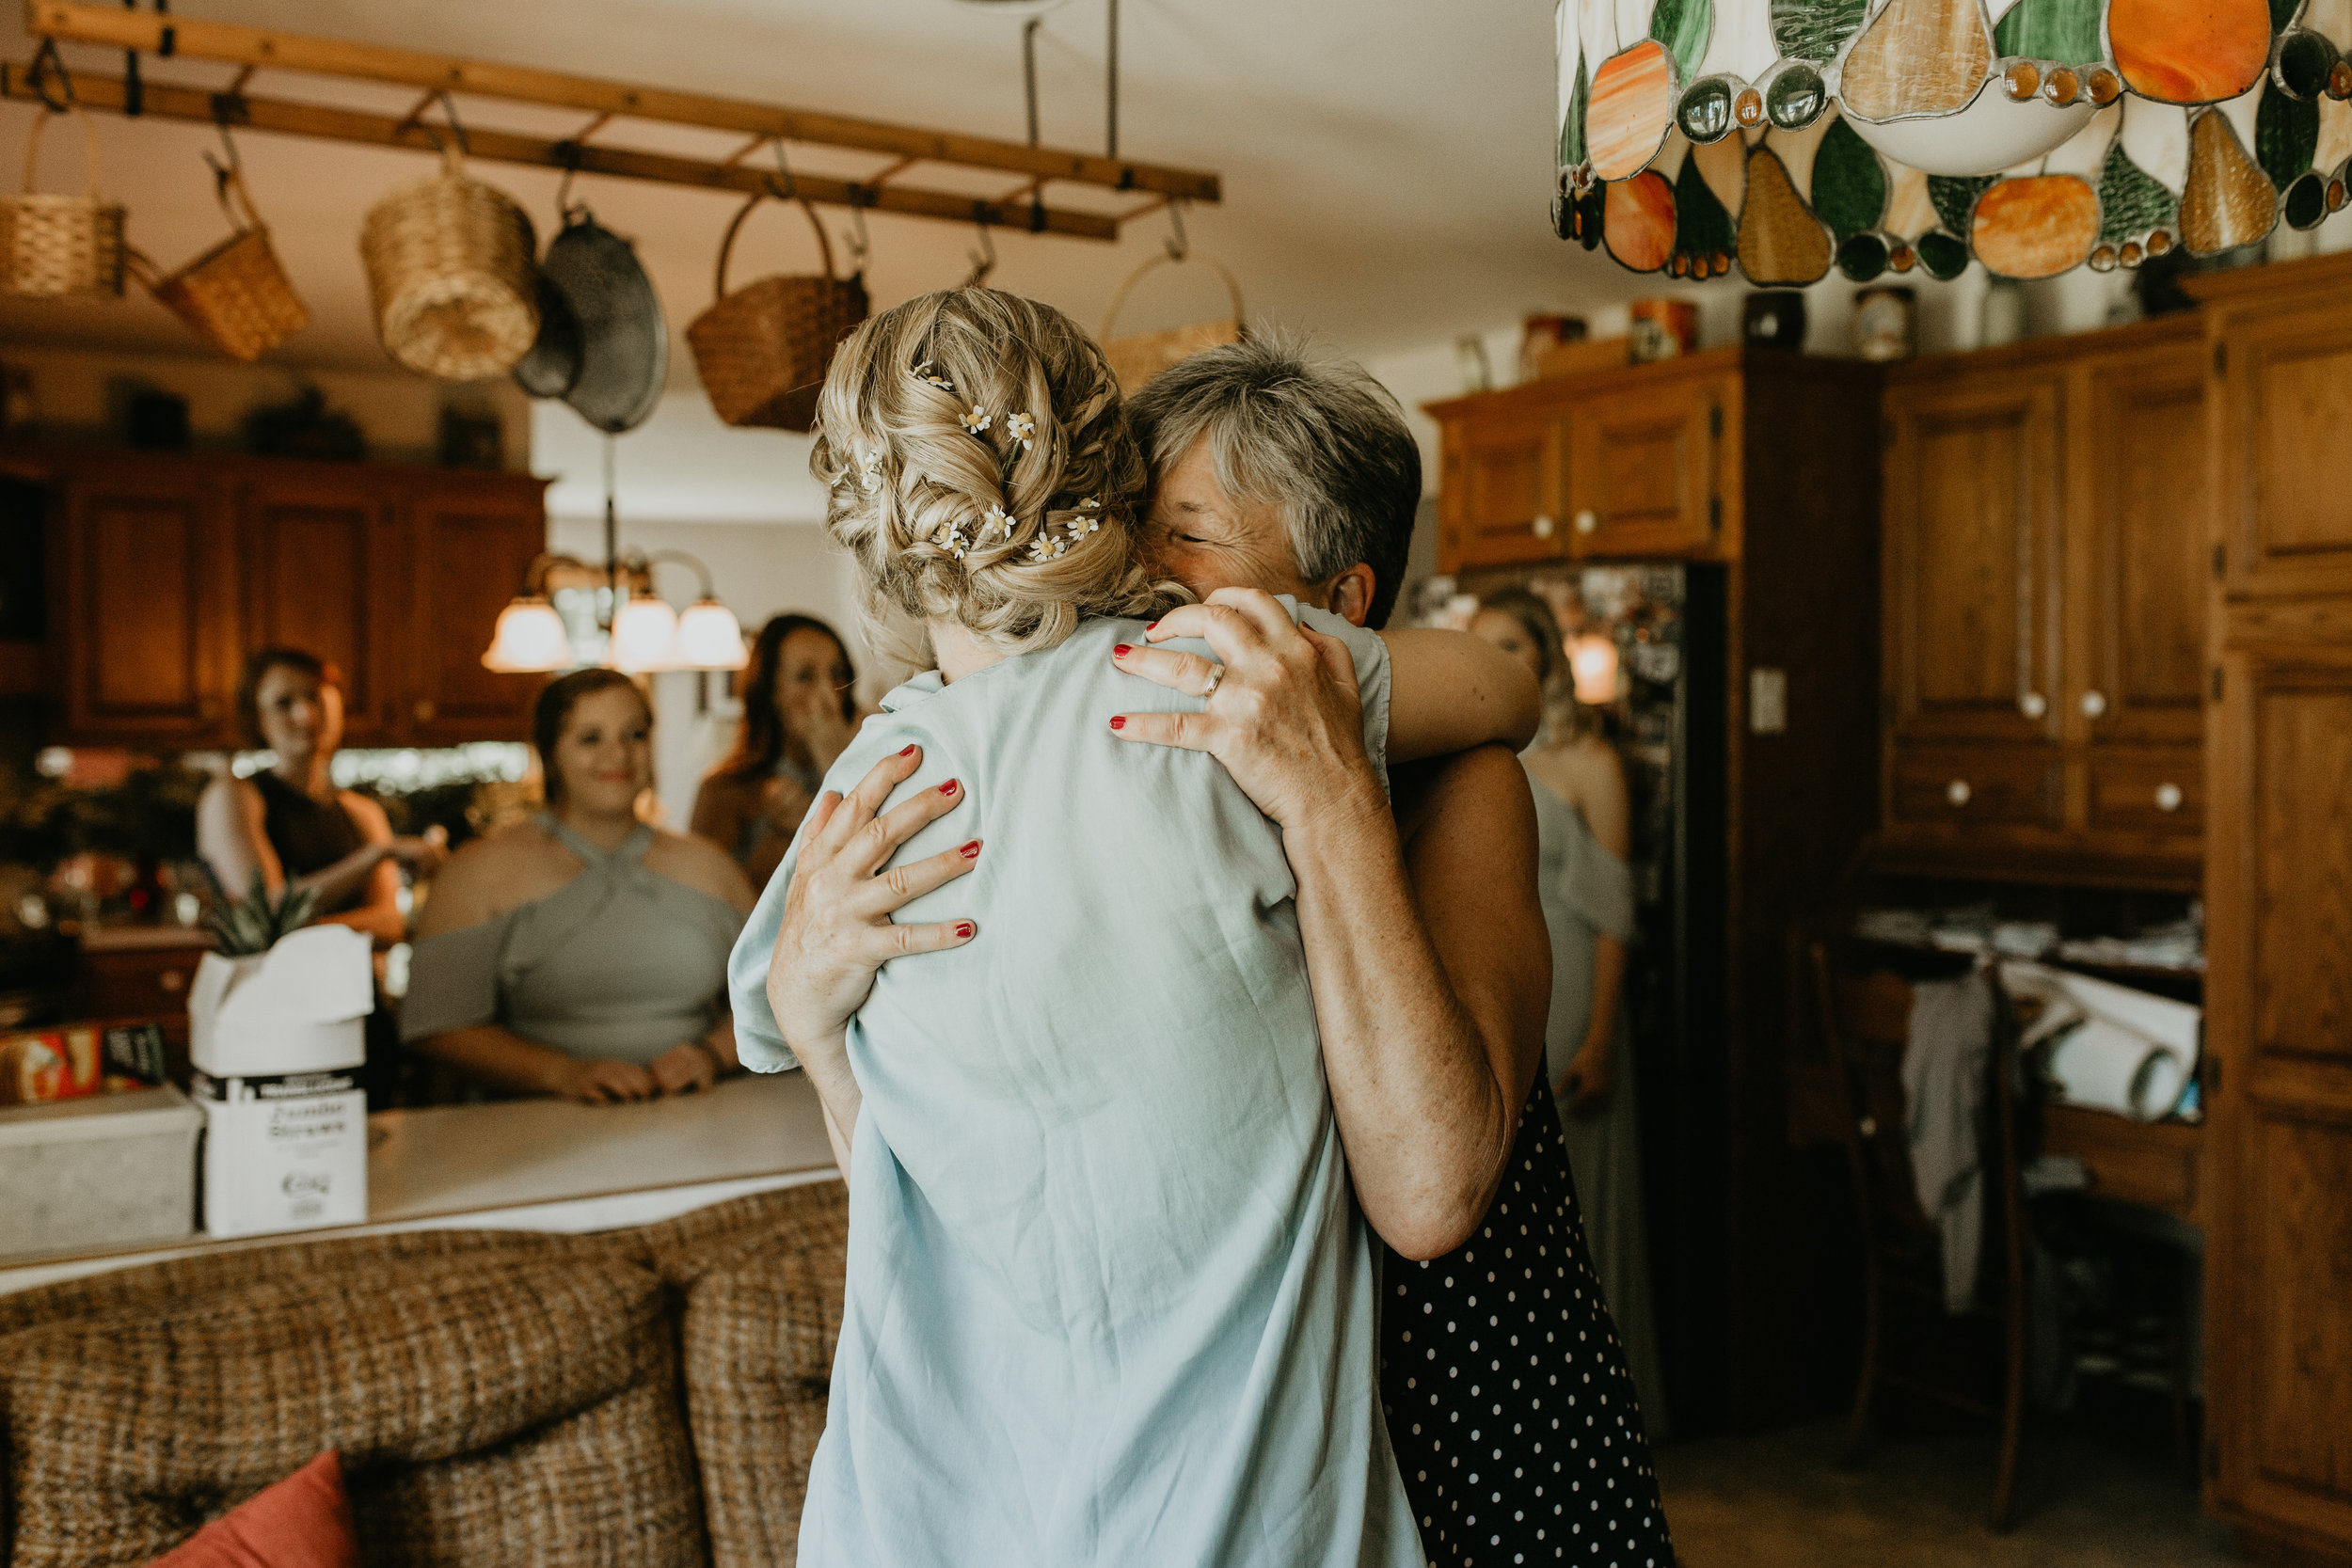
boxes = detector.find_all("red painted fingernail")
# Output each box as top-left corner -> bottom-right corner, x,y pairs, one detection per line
1108,715 -> 1126,731
898,744 -> 917,756
1112,643 -> 1133,657
956,922 -> 976,940
938,779 -> 958,794
1145,621 -> 1158,632
959,839 -> 981,859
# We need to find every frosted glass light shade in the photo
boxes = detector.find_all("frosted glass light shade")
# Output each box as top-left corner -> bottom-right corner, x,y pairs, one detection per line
480,597 -> 575,673
1570,634 -> 1622,705
676,599 -> 750,671
610,595 -> 680,673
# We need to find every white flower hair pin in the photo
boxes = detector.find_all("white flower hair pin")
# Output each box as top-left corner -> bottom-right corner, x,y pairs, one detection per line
856,451 -> 884,494
932,519 -> 969,561
1006,412 -> 1037,451
915,360 -> 955,391
961,404 -> 993,436
978,503 -> 1012,540
1027,531 -> 1070,562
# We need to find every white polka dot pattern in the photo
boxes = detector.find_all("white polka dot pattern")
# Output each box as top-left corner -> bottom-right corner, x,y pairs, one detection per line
1379,1080 -> 1675,1566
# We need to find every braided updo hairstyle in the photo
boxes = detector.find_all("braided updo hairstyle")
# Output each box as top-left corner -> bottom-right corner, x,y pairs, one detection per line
811,288 -> 1188,657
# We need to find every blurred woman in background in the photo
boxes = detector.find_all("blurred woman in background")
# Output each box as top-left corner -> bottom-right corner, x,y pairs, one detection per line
691,613 -> 863,884
404,669 -> 755,1103
196,647 -> 447,947
1471,586 -> 1670,1437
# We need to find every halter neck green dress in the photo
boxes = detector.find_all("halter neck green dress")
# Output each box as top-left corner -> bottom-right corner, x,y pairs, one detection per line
402,814 -> 745,1063
730,610 -> 1421,1568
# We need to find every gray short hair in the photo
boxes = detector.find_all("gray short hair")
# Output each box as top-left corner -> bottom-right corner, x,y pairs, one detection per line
1126,335 -> 1422,629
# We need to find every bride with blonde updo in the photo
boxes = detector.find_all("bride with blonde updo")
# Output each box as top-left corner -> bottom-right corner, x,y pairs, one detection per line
728,289 -> 1529,1568
813,286 -> 1181,657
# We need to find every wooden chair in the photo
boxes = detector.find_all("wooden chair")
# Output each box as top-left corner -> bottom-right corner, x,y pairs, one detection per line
1809,942 -> 2032,1531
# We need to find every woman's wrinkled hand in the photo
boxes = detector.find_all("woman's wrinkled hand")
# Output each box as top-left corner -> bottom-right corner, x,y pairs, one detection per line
763,744 -> 980,1061
550,1055 -> 659,1104
649,1041 -> 721,1097
1106,588 -> 1384,833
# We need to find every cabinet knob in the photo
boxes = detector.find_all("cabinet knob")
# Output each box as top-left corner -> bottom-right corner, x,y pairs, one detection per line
159,969 -> 185,993
2019,691 -> 2047,721
1947,779 -> 1972,807
2081,689 -> 2107,719
413,699 -> 437,723
2154,782 -> 2183,812
1574,510 -> 1598,534
1532,514 -> 1555,539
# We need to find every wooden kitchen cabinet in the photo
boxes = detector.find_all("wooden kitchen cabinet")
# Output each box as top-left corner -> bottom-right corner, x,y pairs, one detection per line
53,462 -> 242,745
1879,315 -> 2206,884
37,450 -> 548,749
1565,371 -> 1724,558
1428,348 -> 1750,573
2188,253 -> 2352,1564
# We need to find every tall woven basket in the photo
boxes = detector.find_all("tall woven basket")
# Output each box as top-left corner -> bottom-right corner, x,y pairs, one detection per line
1,109 -> 125,299
687,194 -> 867,433
131,166 -> 308,362
359,146 -> 537,380
1097,250 -> 1245,394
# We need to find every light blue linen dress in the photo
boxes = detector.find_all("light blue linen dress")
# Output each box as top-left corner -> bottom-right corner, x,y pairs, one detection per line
729,610 -> 1422,1568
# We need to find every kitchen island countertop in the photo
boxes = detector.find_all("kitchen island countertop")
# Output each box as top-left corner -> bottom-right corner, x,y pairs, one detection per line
0,1069 -> 834,1297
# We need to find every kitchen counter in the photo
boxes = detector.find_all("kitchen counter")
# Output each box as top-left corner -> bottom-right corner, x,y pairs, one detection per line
0,1069 -> 834,1297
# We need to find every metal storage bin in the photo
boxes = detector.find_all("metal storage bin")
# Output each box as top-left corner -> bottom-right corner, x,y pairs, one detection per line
0,1085 -> 201,1259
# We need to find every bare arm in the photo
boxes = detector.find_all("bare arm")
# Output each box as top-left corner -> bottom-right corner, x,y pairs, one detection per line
196,777 -> 439,945
1555,739 -> 1634,1114
1379,626 -> 1541,760
1113,591 -> 1549,1259
322,794 -> 408,949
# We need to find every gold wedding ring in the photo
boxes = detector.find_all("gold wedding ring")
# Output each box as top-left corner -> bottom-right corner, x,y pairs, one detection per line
1200,664 -> 1225,700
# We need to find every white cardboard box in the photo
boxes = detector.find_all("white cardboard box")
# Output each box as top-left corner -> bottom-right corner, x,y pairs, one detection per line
190,925 -> 373,1079
0,1086 -> 201,1258
196,1069 -> 368,1238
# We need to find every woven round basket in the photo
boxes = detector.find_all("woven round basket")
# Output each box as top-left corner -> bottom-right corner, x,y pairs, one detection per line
132,166 -> 308,362
359,147 -> 538,380
1,108 -> 126,299
686,194 -> 867,433
1097,249 -> 1246,395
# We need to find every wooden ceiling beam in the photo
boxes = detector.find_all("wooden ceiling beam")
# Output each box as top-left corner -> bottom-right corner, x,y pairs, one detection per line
26,0 -> 1220,204
0,63 -> 1123,240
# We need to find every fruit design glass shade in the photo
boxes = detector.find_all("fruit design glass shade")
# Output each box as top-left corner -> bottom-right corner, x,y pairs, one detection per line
1555,0 -> 2352,280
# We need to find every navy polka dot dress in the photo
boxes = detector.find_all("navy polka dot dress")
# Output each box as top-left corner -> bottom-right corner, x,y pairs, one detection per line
1379,1078 -> 1676,1567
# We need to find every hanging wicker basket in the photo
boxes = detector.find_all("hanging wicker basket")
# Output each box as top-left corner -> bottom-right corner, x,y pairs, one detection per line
1,108 -> 126,299
687,192 -> 868,433
359,145 -> 538,380
131,165 -> 308,362
1097,249 -> 1245,395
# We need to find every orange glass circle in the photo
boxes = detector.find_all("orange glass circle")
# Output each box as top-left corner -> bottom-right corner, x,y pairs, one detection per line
2044,67 -> 2081,104
2121,241 -> 2145,267
1734,88 -> 1765,126
2005,60 -> 2042,99
2088,68 -> 2123,103
2090,245 -> 2118,271
1888,245 -> 1916,272
2146,229 -> 2173,255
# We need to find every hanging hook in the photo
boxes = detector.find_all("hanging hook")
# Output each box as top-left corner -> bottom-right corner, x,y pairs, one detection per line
1162,200 -> 1189,263
961,207 -> 997,290
552,138 -> 584,223
205,94 -> 241,175
26,40 -> 76,113
842,188 -> 872,274
765,138 -> 799,202
421,87 -> 471,157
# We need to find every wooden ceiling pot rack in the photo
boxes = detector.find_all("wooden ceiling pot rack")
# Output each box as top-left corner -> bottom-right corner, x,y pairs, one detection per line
2,0 -> 1220,243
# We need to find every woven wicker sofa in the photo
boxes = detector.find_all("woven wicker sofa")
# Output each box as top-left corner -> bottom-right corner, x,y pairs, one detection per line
0,1180 -> 847,1567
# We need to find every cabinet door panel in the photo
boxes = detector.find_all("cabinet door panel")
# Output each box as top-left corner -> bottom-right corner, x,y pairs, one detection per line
403,486 -> 545,741
2218,309 -> 2352,597
2208,643 -> 2352,1550
57,471 -> 236,742
2085,354 -> 2207,748
2084,745 -> 2202,836
1567,375 -> 1721,558
1884,376 -> 2063,744
1445,414 -> 1565,568
242,478 -> 397,744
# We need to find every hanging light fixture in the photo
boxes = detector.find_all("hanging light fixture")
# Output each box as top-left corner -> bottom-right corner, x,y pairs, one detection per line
1569,633 -> 1622,706
1553,0 -> 2352,283
479,437 -> 749,674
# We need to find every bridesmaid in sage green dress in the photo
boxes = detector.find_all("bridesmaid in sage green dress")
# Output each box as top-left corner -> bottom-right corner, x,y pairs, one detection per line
1473,588 -> 1671,1440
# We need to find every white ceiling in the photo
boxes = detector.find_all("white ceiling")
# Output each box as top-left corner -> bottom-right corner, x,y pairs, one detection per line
0,0 -> 1637,376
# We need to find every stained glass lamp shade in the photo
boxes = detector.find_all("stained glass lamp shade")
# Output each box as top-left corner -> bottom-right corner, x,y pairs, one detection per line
1554,0 -> 2352,282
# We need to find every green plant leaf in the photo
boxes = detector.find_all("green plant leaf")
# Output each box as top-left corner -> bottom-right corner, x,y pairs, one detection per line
2096,141 -> 2180,241
2256,80 -> 2319,191
1676,150 -> 1739,259
1992,0 -> 2105,64
1564,48 -> 1590,168
1773,0 -> 1868,63
1929,174 -> 1999,239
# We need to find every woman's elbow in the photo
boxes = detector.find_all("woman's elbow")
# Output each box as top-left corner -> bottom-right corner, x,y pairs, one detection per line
1382,1196 -> 1488,1262
1494,661 -> 1541,750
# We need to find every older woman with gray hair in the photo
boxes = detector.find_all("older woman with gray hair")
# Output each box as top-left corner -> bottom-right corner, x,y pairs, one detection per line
758,327 -> 1674,1567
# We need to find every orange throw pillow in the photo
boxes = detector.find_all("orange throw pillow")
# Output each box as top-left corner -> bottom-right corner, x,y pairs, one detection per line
148,1450 -> 359,1568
